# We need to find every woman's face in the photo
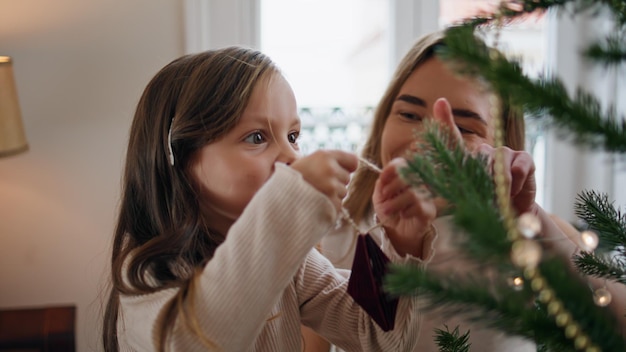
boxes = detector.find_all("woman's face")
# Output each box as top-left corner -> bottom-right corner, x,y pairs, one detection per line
380,57 -> 495,166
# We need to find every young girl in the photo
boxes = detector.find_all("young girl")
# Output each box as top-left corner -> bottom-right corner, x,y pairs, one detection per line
102,46 -> 425,351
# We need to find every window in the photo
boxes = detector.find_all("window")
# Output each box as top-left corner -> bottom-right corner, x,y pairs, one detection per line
185,0 -> 549,205
260,0 -> 392,154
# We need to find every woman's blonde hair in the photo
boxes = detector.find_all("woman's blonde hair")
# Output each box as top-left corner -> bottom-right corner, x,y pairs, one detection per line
344,29 -> 525,223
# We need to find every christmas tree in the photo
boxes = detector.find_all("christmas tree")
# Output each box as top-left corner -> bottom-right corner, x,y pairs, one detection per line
384,1 -> 626,351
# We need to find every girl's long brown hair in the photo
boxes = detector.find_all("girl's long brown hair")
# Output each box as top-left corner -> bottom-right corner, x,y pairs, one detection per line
103,47 -> 279,351
344,29 -> 525,224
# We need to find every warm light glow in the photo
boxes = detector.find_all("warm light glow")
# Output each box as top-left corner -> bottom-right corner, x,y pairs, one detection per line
593,287 -> 612,307
0,55 -> 28,157
580,230 -> 599,252
507,276 -> 524,291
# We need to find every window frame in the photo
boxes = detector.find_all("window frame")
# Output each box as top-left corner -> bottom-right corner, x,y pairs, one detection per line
183,0 -> 440,66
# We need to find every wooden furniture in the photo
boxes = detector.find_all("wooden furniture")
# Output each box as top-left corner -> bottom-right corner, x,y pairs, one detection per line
0,305 -> 76,352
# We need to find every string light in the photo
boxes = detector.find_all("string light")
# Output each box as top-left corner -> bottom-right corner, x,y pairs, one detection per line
507,276 -> 524,291
593,287 -> 612,307
580,230 -> 599,252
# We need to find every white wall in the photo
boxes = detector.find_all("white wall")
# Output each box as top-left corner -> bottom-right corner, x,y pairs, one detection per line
0,1 -> 184,351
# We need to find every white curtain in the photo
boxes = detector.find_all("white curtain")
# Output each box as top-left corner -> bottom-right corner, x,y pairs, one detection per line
544,5 -> 625,222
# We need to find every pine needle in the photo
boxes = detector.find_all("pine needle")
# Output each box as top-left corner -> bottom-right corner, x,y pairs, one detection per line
434,325 -> 471,352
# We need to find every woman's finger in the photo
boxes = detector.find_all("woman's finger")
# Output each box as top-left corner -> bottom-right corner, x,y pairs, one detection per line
433,98 -> 464,150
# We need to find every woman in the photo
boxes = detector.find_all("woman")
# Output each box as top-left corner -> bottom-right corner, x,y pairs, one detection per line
313,29 -> 626,351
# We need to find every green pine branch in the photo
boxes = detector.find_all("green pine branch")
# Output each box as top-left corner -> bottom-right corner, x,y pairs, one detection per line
387,123 -> 626,350
461,0 -> 626,29
585,32 -> 626,67
386,2 -> 626,350
575,190 -> 626,250
571,190 -> 626,285
597,0 -> 626,25
538,257 -> 626,351
554,0 -> 626,26
399,124 -> 511,263
460,0 -> 571,28
438,25 -> 626,153
574,251 -> 626,284
385,248 -> 626,350
384,264 -> 546,341
434,325 -> 471,352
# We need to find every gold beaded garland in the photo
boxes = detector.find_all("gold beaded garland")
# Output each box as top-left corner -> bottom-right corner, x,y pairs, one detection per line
575,335 -> 589,349
511,239 -> 542,268
538,288 -> 553,303
531,277 -> 545,291
487,14 -> 595,349
555,312 -> 571,327
524,267 -> 537,279
547,300 -> 563,315
565,323 -> 580,338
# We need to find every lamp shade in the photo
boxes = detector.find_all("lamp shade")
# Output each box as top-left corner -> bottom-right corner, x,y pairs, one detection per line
0,56 -> 28,157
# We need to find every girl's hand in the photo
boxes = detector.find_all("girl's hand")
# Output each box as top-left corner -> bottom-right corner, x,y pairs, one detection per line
372,98 -> 458,258
372,158 -> 437,257
290,150 -> 358,212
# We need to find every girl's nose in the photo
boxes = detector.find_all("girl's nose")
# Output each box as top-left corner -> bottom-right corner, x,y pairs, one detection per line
277,144 -> 299,165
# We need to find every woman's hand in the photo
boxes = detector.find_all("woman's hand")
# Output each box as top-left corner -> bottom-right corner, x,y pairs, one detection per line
435,97 -> 538,216
372,158 -> 436,258
291,150 -> 358,213
475,143 -> 537,216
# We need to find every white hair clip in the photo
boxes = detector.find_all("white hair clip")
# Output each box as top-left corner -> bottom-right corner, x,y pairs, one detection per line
167,118 -> 175,166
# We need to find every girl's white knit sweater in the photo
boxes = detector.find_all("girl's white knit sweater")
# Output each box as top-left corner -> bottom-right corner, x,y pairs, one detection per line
116,163 -> 421,351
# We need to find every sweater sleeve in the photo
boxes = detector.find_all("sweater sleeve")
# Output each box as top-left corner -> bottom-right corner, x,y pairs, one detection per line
118,163 -> 338,351
297,249 -> 422,351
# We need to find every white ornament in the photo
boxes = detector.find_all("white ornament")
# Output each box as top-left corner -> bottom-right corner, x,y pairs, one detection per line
517,212 -> 541,239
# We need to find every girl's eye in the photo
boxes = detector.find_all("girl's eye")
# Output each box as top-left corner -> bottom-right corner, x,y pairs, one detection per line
244,132 -> 266,144
288,131 -> 300,144
399,111 -> 423,121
